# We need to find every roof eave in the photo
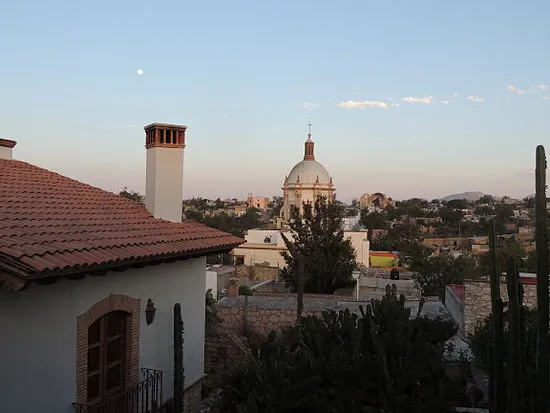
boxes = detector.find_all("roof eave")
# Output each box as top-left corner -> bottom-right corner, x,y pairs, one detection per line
2,242 -> 243,287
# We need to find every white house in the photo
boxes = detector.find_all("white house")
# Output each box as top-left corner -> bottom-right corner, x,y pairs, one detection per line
0,124 -> 243,413
232,228 -> 370,269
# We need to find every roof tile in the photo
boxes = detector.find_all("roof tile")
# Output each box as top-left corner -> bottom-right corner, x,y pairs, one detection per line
0,159 -> 243,278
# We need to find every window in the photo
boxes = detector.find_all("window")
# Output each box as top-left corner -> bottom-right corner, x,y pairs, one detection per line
87,311 -> 129,404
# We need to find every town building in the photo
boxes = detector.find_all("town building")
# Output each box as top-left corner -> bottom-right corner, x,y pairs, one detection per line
359,192 -> 394,211
0,125 -> 243,413
232,229 -> 370,269
247,194 -> 270,210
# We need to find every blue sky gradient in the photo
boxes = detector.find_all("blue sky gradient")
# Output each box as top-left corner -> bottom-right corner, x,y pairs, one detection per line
1,0 -> 548,201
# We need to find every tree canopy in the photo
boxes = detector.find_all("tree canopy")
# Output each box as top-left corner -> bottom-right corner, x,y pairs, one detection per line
279,197 -> 357,294
371,222 -> 421,252
119,186 -> 144,203
360,210 -> 388,229
184,208 -> 261,238
411,253 -> 481,297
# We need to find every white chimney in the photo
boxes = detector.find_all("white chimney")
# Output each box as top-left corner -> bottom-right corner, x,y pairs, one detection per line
144,123 -> 187,223
0,138 -> 16,160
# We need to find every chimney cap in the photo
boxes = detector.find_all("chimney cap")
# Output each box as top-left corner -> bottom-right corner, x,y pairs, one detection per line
144,122 -> 187,131
0,138 -> 17,148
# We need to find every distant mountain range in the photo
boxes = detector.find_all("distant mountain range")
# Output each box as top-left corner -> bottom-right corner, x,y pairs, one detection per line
440,191 -> 487,202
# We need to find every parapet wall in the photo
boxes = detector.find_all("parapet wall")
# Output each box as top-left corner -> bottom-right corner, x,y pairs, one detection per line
464,279 -> 538,336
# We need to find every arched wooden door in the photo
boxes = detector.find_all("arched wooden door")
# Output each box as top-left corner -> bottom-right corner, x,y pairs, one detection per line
87,311 -> 129,407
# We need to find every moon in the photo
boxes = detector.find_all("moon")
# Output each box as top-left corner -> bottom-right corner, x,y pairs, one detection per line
136,69 -> 144,76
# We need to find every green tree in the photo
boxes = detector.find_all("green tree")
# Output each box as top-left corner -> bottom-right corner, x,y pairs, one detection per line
360,210 -> 387,229
184,209 -> 205,222
523,196 -> 535,209
494,204 -> 514,224
400,242 -> 433,271
476,195 -> 494,205
370,223 -> 421,251
438,206 -> 463,224
413,253 -> 481,297
268,196 -> 284,216
119,186 -> 144,203
188,197 -> 209,211
384,204 -> 399,221
236,207 -> 261,230
445,199 -> 470,210
391,222 -> 421,250
478,237 -> 526,276
474,205 -> 493,217
371,235 -> 396,251
280,197 -> 357,294
396,198 -> 428,218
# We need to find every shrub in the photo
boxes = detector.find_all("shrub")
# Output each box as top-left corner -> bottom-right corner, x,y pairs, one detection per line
239,285 -> 252,296
218,289 -> 456,413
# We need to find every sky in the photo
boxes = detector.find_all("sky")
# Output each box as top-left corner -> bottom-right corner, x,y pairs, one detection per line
0,0 -> 549,203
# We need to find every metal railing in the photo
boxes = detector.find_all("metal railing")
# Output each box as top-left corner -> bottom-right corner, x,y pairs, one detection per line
74,368 -> 163,413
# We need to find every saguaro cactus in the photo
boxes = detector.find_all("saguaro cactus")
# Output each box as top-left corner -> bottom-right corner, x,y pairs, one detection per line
488,220 -> 504,413
505,257 -> 525,413
173,303 -> 185,413
535,145 -> 549,413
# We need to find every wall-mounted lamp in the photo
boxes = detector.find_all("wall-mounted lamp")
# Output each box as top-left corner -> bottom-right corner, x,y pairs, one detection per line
145,298 -> 156,325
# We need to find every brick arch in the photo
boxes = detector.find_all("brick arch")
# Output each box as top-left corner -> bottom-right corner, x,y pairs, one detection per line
76,294 -> 141,405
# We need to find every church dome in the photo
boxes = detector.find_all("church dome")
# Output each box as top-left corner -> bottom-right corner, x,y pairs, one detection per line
286,159 -> 330,185
284,130 -> 333,186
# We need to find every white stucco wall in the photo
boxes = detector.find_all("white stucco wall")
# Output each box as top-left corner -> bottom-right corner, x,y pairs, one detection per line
206,270 -> 218,299
0,145 -> 13,160
0,257 -> 206,413
345,232 -> 370,268
233,246 -> 287,267
145,146 -> 185,223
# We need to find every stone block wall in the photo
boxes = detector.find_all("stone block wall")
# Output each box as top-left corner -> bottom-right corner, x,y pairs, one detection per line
362,268 -> 415,280
235,265 -> 281,281
184,381 -> 202,413
251,280 -> 290,294
464,278 -> 538,336
218,305 -> 323,337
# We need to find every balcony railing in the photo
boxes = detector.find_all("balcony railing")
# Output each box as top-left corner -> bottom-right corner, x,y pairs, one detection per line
74,368 -> 163,413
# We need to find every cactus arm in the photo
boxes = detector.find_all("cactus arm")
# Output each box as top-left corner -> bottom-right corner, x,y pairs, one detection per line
174,303 -> 184,413
535,145 -> 549,413
488,219 -> 505,413
506,257 -> 524,413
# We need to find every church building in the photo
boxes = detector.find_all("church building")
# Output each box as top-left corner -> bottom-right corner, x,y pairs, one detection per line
281,126 -> 335,221
232,125 -> 370,270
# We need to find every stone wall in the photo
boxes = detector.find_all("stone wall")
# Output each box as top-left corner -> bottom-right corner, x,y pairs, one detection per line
184,380 -> 202,413
464,278 -> 538,336
235,265 -> 280,281
218,304 -> 323,337
362,268 -> 415,280
251,280 -> 290,294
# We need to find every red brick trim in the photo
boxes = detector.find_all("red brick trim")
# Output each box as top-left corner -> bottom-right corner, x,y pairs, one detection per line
0,138 -> 16,148
76,295 -> 141,405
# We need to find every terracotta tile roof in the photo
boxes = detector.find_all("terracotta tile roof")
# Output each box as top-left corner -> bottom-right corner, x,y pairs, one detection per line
0,159 -> 243,279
